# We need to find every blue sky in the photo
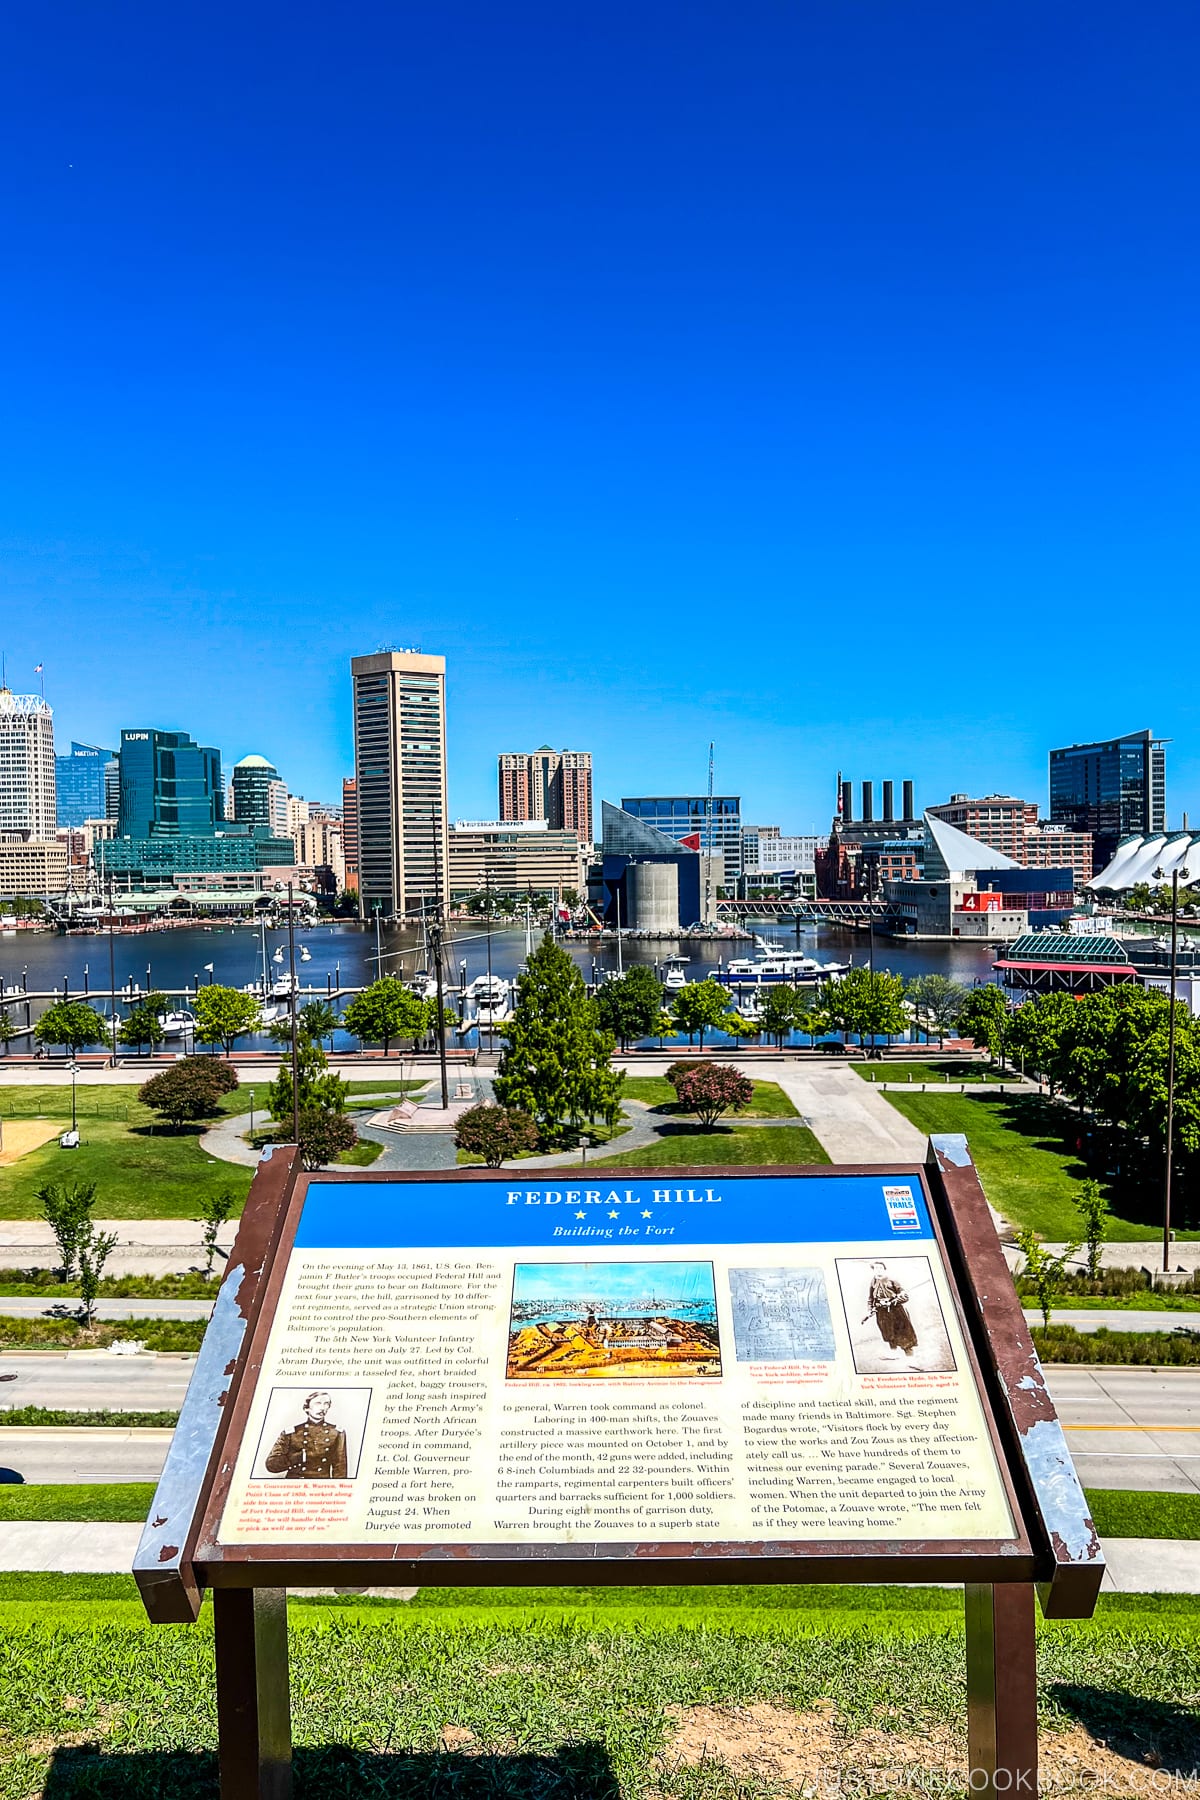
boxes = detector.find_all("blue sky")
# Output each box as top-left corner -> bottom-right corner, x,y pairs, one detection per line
2,2 -> 1197,831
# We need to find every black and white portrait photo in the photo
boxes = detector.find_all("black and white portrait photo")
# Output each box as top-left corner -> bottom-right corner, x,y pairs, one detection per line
835,1257 -> 956,1375
250,1386 -> 373,1481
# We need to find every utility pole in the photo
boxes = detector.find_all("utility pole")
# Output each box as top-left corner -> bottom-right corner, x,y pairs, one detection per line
1155,858 -> 1191,1274
484,867 -> 494,1056
106,876 -> 118,1067
287,883 -> 300,1145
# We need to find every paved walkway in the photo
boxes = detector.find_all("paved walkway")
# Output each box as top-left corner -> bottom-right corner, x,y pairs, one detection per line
767,1064 -> 927,1163
0,1519 -> 1189,1588
0,1219 -> 238,1278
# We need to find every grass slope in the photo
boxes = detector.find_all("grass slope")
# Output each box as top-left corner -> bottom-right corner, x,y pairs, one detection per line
2,1593 -> 1199,1799
0,1315 -> 206,1352
594,1124 -> 828,1167
0,1483 -> 157,1522
880,1089 -> 1189,1239
854,1060 -> 1008,1085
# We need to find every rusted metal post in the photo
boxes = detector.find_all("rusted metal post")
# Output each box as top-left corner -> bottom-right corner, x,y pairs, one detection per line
214,1586 -> 292,1799
965,1582 -> 1037,1796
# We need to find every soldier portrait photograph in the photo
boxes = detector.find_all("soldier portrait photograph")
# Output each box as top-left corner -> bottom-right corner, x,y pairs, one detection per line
835,1256 -> 956,1376
251,1386 -> 372,1481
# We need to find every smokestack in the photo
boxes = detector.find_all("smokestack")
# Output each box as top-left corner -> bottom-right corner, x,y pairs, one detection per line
841,780 -> 853,824
882,780 -> 894,824
861,780 -> 874,823
902,779 -> 915,822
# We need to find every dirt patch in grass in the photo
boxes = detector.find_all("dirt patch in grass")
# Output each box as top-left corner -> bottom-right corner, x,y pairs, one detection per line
661,1702 -> 1200,1794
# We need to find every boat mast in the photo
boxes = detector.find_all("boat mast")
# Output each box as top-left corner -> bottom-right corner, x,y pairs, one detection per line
704,740 -> 714,926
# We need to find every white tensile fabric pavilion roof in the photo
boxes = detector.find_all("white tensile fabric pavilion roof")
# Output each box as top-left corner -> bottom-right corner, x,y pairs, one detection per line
1089,834 -> 1200,891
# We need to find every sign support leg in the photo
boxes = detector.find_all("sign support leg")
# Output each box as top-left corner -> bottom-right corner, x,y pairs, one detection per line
214,1587 -> 292,1800
965,1583 -> 1037,1796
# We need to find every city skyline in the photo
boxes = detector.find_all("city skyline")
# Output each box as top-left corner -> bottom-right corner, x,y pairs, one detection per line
2,5 -> 1198,827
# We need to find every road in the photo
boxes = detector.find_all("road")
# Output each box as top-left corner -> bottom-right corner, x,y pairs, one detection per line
3,1360 -> 1200,1493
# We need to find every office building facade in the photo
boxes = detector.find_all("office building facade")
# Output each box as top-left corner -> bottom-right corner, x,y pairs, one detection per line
55,741 -> 114,828
117,729 -> 225,838
0,689 -> 56,838
448,820 -> 585,901
351,649 -> 449,919
1050,730 -> 1166,867
341,776 -> 360,892
0,836 -> 70,898
230,756 -> 288,835
499,747 -> 593,843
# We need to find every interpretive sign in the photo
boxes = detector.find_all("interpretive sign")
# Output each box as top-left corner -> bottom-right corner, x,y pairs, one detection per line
212,1171 -> 1017,1556
134,1138 -> 1104,1800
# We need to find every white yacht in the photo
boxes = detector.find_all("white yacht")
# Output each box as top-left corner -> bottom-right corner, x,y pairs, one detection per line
271,972 -> 299,999
161,1010 -> 197,1038
722,947 -> 847,988
661,955 -> 690,992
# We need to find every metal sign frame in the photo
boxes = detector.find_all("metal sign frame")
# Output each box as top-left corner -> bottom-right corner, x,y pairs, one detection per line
135,1134 -> 1103,1798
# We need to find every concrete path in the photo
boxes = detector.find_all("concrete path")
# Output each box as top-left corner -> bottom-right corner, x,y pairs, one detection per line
0,1517 -> 1191,1589
0,1426 -> 172,1483
768,1064 -> 927,1163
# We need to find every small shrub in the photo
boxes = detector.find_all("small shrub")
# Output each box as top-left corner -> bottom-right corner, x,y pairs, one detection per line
455,1104 -> 540,1167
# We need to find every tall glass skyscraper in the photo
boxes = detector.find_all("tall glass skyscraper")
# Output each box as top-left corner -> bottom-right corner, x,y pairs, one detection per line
1049,729 -> 1166,866
117,729 -> 225,837
55,741 -> 114,827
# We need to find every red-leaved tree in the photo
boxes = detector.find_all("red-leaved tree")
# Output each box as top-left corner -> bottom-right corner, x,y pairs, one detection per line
668,1063 -> 754,1129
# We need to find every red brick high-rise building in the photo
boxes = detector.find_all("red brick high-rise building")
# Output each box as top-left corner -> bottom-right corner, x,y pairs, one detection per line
498,747 -> 592,844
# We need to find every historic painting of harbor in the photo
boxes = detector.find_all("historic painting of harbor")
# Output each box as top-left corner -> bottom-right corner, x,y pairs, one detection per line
507,1261 -> 722,1379
728,1267 -> 836,1362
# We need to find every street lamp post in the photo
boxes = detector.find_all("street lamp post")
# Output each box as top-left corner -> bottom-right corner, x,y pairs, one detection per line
1153,861 -> 1191,1275
69,1060 -> 79,1134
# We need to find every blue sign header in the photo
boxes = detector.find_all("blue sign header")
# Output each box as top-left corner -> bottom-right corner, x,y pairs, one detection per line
292,1172 -> 934,1251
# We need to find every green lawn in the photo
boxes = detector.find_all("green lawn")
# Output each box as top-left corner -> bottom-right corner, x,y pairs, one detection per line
621,1076 -> 800,1116
594,1123 -> 829,1167
0,1315 -> 206,1352
1087,1489 -> 1200,1541
1,1582 -> 1198,1799
853,1060 -> 1009,1085
0,1408 -> 180,1428
881,1089 -> 1189,1240
0,1483 -> 157,1522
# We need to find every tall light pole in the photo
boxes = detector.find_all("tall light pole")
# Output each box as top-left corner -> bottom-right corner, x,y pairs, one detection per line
1153,861 -> 1191,1274
106,878 -> 118,1068
286,883 -> 300,1145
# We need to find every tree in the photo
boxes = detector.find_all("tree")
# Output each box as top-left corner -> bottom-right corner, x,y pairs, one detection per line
342,977 -> 426,1054
119,992 -> 169,1057
268,1034 -> 348,1122
495,933 -> 623,1141
757,984 -> 809,1051
139,1057 -> 238,1130
1006,992 -> 1078,1091
192,985 -> 262,1054
454,1103 -> 540,1166
1016,1227 -> 1080,1328
195,1188 -> 238,1279
1075,1178 -> 1110,1280
1127,882 -> 1152,912
905,974 -> 969,1048
0,1006 -> 13,1055
295,1107 -> 358,1171
298,1000 -> 339,1050
670,979 -> 733,1051
34,999 -> 106,1058
669,1062 -> 754,1129
958,985 -> 1012,1067
818,968 -> 907,1057
77,1220 -> 121,1327
36,1179 -> 98,1282
594,966 -> 664,1051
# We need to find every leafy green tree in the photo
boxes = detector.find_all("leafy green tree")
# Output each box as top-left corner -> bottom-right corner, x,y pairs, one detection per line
670,979 -> 733,1051
298,1000 -> 339,1050
495,933 -> 623,1141
818,968 -> 907,1057
957,985 -> 1012,1067
119,992 -> 169,1057
1016,1227 -> 1081,1328
77,1221 -> 120,1327
1075,1178 -> 1110,1280
139,1057 -> 237,1130
0,1005 -> 14,1055
1127,883 -> 1152,912
35,1179 -> 98,1282
192,985 -> 262,1054
1006,992 -> 1078,1091
295,1107 -> 358,1170
904,974 -> 969,1048
34,999 -> 106,1058
268,1034 -> 348,1122
342,977 -> 426,1054
668,1062 -> 754,1129
455,1103 -> 540,1166
594,966 -> 664,1050
195,1188 -> 238,1279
